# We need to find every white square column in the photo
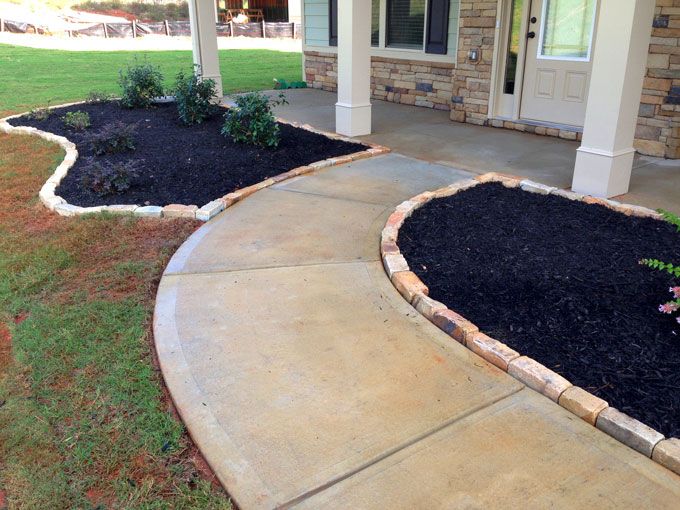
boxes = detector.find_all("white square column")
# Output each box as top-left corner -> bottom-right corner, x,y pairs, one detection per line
335,0 -> 372,137
189,0 -> 223,97
571,0 -> 656,198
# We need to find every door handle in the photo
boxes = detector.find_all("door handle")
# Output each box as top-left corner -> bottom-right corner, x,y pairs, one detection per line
527,31 -> 536,39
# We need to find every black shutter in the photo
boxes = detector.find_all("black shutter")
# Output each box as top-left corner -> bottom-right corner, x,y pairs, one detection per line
329,0 -> 338,46
425,0 -> 450,54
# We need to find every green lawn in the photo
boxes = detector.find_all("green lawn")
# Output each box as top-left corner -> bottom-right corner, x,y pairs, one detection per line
0,44 -> 303,115
0,44 -> 301,508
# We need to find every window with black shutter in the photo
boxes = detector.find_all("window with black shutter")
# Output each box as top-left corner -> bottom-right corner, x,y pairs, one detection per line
425,0 -> 450,54
331,0 -> 452,55
329,0 -> 337,46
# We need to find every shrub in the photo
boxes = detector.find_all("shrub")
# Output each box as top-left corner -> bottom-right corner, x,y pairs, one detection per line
640,209 -> 680,329
84,121 -> 136,155
221,92 -> 287,148
28,104 -> 51,121
73,1 -> 189,22
174,70 -> 218,125
81,159 -> 141,196
86,90 -> 115,103
61,111 -> 91,131
119,61 -> 164,109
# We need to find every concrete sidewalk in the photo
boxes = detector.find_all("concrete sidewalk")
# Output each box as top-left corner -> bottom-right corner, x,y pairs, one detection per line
154,154 -> 680,509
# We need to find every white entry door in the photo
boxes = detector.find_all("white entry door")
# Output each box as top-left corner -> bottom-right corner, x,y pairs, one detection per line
520,0 -> 598,127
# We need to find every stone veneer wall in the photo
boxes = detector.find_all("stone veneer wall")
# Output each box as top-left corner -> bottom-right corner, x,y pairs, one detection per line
304,0 -> 679,158
636,0 -> 680,158
304,51 -> 455,110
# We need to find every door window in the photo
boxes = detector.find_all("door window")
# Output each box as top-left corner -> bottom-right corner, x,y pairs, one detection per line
539,0 -> 596,60
503,0 -> 525,94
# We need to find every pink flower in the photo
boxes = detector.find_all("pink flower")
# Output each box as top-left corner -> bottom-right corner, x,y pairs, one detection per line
660,302 -> 679,314
671,287 -> 680,299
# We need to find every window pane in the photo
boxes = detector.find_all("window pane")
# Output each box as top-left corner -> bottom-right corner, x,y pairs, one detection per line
540,0 -> 595,59
372,0 -> 380,47
387,0 -> 426,50
503,0 -> 524,94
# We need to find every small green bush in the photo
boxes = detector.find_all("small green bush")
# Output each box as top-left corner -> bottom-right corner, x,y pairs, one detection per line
81,159 -> 140,196
174,70 -> 218,125
73,1 -> 189,22
28,104 -> 51,121
84,121 -> 136,155
119,61 -> 164,109
86,90 -> 115,103
62,111 -> 91,131
221,92 -> 287,148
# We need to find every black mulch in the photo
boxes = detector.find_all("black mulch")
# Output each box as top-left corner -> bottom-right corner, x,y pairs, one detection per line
398,182 -> 680,437
9,101 -> 366,207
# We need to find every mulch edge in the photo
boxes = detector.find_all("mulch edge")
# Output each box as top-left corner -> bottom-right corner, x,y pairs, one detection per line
0,102 -> 390,222
381,171 -> 680,475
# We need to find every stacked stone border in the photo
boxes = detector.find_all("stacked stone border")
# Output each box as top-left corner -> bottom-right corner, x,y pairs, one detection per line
380,172 -> 680,477
0,103 -> 390,222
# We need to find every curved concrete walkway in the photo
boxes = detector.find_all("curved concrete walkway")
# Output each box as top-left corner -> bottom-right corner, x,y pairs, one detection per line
154,154 -> 680,509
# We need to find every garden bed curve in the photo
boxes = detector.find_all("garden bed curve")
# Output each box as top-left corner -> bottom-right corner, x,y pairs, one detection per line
380,172 -> 680,477
0,101 -> 389,222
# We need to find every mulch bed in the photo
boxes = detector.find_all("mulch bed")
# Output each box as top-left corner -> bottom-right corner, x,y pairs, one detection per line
9,101 -> 366,207
398,182 -> 680,437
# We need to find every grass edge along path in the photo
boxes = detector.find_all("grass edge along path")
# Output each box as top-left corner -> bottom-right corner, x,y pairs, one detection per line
0,131 -> 232,509
0,44 -> 301,507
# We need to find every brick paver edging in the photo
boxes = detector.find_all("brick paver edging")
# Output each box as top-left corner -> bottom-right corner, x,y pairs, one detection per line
380,171 -> 680,476
0,103 -> 390,221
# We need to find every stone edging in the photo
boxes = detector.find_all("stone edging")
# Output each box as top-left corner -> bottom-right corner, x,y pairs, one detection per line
0,103 -> 390,222
380,171 -> 680,476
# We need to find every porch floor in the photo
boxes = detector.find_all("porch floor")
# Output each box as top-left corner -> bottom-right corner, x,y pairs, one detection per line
252,88 -> 680,214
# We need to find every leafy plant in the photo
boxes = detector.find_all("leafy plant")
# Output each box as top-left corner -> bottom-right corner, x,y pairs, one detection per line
273,78 -> 308,90
61,111 -> 91,131
84,121 -> 136,155
658,209 -> 680,232
221,92 -> 287,148
174,69 -> 218,125
640,258 -> 680,278
640,209 -> 680,329
86,90 -> 115,103
118,60 -> 164,109
81,159 -> 141,196
28,103 -> 51,121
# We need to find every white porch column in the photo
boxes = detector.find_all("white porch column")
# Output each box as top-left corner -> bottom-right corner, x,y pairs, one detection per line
335,0 -> 372,137
571,0 -> 655,198
189,0 -> 223,97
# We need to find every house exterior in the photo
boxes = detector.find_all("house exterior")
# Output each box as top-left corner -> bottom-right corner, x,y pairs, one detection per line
218,0 -> 302,22
302,0 -> 680,160
188,0 -> 676,198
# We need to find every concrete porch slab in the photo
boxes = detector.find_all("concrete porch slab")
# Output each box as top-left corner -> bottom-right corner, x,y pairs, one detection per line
257,88 -> 680,214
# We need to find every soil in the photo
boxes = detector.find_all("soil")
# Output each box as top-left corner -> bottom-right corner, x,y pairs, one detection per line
9,101 -> 366,207
398,182 -> 680,437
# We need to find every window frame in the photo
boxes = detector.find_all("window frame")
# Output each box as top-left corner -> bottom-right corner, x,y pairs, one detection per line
384,0 -> 429,51
305,0 -> 459,65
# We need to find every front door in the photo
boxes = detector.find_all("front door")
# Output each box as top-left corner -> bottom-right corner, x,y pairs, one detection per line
520,0 -> 597,127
